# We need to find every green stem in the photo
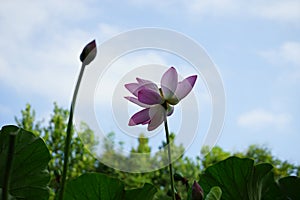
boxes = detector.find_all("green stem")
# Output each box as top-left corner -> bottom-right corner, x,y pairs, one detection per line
58,64 -> 86,200
2,133 -> 17,200
164,117 -> 176,200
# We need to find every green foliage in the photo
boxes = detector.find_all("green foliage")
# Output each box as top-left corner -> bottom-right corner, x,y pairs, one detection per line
14,104 -> 41,136
205,187 -> 222,200
14,103 -> 98,196
240,145 -> 299,179
64,173 -> 157,200
0,189 -> 16,200
0,125 -> 50,200
131,134 -> 151,153
187,184 -> 223,200
201,146 -> 231,169
11,103 -> 300,199
278,176 -> 300,199
199,156 -> 282,200
64,173 -> 124,200
124,183 -> 157,200
201,145 -> 300,180
97,132 -> 202,199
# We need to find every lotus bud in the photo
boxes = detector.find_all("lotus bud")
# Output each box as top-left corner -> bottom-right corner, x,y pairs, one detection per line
191,181 -> 204,200
80,39 -> 97,65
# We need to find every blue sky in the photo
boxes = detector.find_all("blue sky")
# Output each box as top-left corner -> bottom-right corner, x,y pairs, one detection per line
0,0 -> 300,165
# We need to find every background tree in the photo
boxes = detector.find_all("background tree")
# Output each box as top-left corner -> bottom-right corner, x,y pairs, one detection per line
236,144 -> 300,178
200,146 -> 231,169
201,144 -> 300,179
14,103 -> 299,199
15,104 -> 42,135
15,103 -> 98,197
97,132 -> 201,199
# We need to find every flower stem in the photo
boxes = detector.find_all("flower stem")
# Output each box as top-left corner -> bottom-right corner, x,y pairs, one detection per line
2,132 -> 17,200
58,63 -> 86,200
164,118 -> 176,200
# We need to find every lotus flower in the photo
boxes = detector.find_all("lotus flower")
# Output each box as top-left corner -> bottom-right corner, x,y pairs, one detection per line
125,67 -> 197,131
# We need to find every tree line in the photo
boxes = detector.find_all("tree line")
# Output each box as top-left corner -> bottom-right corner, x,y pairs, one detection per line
14,103 -> 300,199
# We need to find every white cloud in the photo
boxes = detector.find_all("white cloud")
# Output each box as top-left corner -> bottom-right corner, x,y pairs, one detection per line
280,42 -> 300,66
128,0 -> 180,9
0,30 -> 92,103
128,0 -> 239,17
0,1 -> 122,104
94,52 -> 168,104
187,0 -> 239,16
237,109 -> 291,129
259,41 -> 300,66
128,0 -> 300,23
253,1 -> 300,22
259,41 -> 300,84
97,23 -> 125,41
129,0 -> 238,17
0,1 -> 94,41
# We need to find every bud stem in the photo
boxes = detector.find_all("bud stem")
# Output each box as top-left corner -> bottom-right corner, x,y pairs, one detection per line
58,63 -> 86,200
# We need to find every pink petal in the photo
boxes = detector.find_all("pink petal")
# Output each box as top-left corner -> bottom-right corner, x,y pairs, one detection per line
125,80 -> 159,96
128,108 -> 150,126
138,79 -> 160,93
136,77 -> 152,84
147,105 -> 165,131
138,88 -> 163,105
161,67 -> 178,99
142,119 -> 151,125
125,83 -> 140,96
174,75 -> 197,101
124,96 -> 151,108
